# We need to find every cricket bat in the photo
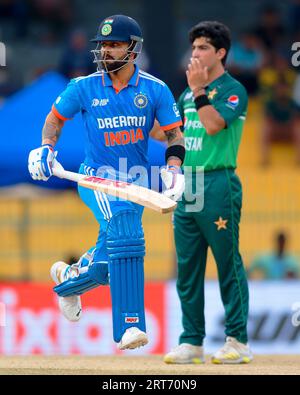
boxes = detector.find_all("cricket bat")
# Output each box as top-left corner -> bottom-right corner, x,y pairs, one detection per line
52,161 -> 177,214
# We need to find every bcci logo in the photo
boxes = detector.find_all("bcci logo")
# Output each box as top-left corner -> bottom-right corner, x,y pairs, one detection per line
134,93 -> 148,109
101,24 -> 112,36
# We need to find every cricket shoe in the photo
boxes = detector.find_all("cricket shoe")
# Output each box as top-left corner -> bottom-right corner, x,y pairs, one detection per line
50,261 -> 82,322
163,343 -> 205,364
211,337 -> 253,364
118,327 -> 148,350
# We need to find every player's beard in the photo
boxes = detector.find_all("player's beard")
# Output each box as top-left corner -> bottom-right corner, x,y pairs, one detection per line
101,53 -> 129,73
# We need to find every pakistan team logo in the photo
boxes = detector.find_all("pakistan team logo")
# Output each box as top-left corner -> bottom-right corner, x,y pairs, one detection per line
134,93 -> 148,108
101,24 -> 112,36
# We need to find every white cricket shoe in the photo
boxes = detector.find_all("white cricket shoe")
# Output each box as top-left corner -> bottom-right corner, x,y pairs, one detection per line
164,343 -> 205,364
118,327 -> 148,350
211,337 -> 253,364
50,261 -> 82,322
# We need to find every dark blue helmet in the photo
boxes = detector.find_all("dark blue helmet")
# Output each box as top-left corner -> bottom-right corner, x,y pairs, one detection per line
91,14 -> 143,45
91,15 -> 143,72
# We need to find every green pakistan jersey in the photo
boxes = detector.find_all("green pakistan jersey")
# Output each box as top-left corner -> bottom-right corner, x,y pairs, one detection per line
177,71 -> 248,171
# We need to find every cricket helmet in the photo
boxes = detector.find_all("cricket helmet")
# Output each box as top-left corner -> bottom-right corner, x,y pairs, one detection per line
91,14 -> 143,47
91,15 -> 143,72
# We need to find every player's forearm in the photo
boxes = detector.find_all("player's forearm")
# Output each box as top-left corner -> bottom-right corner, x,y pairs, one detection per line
165,127 -> 184,146
197,105 -> 226,135
192,88 -> 225,135
165,127 -> 185,166
149,120 -> 168,141
42,111 -> 65,146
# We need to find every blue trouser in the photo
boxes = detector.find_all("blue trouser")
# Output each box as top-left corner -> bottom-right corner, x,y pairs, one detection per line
54,164 -> 146,342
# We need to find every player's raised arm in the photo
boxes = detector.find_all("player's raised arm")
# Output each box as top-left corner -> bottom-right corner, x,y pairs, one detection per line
186,57 -> 226,135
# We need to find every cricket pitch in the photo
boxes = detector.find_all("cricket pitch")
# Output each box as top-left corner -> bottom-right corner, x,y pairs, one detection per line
0,355 -> 299,375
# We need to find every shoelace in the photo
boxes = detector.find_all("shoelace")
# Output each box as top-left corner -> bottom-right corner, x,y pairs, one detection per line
171,344 -> 193,352
221,338 -> 248,355
219,338 -> 237,354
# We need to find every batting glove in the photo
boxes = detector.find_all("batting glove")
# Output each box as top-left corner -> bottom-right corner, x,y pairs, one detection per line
161,165 -> 185,201
28,144 -> 56,181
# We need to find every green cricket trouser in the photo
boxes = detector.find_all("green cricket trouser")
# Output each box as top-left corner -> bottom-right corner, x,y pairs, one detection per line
174,168 -> 249,346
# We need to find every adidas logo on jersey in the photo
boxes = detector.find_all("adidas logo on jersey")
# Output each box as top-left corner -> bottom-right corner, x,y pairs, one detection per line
92,98 -> 109,107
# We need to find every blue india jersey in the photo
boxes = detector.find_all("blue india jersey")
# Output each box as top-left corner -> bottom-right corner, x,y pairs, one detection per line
52,65 -> 182,172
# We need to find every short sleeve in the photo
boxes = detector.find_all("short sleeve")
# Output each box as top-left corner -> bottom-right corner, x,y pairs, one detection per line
214,84 -> 248,127
52,79 -> 82,121
155,84 -> 182,131
177,91 -> 186,123
177,90 -> 187,132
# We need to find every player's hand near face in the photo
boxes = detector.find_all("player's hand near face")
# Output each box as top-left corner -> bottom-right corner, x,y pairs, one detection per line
186,57 -> 208,96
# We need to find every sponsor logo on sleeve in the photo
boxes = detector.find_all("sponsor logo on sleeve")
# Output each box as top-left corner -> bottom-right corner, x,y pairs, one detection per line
173,103 -> 180,117
226,95 -> 239,110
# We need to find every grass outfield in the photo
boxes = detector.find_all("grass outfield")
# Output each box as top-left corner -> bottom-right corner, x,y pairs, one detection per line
0,355 -> 299,375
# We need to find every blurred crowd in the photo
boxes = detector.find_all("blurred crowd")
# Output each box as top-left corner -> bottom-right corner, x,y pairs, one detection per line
227,3 -> 300,166
248,231 -> 300,280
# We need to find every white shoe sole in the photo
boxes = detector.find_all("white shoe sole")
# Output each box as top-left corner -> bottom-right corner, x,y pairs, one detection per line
118,332 -> 148,350
164,356 -> 205,364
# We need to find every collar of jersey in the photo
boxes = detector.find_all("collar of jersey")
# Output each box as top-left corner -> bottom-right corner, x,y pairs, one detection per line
206,70 -> 228,90
102,65 -> 140,87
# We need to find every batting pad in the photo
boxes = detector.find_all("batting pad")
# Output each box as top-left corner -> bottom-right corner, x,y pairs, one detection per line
106,209 -> 146,343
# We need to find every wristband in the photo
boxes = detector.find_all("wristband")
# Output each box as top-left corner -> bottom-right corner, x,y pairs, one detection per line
194,94 -> 210,110
165,145 -> 185,164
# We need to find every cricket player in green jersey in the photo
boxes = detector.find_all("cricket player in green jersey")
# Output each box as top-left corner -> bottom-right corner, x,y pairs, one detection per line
163,21 -> 253,364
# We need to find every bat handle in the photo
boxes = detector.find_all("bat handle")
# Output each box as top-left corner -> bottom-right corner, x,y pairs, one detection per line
52,161 -> 84,183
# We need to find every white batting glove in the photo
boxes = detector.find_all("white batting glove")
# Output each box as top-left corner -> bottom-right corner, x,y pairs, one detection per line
161,165 -> 185,201
28,144 -> 56,181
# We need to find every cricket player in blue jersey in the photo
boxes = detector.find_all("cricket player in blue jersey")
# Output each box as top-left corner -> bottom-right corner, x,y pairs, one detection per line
28,15 -> 185,350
